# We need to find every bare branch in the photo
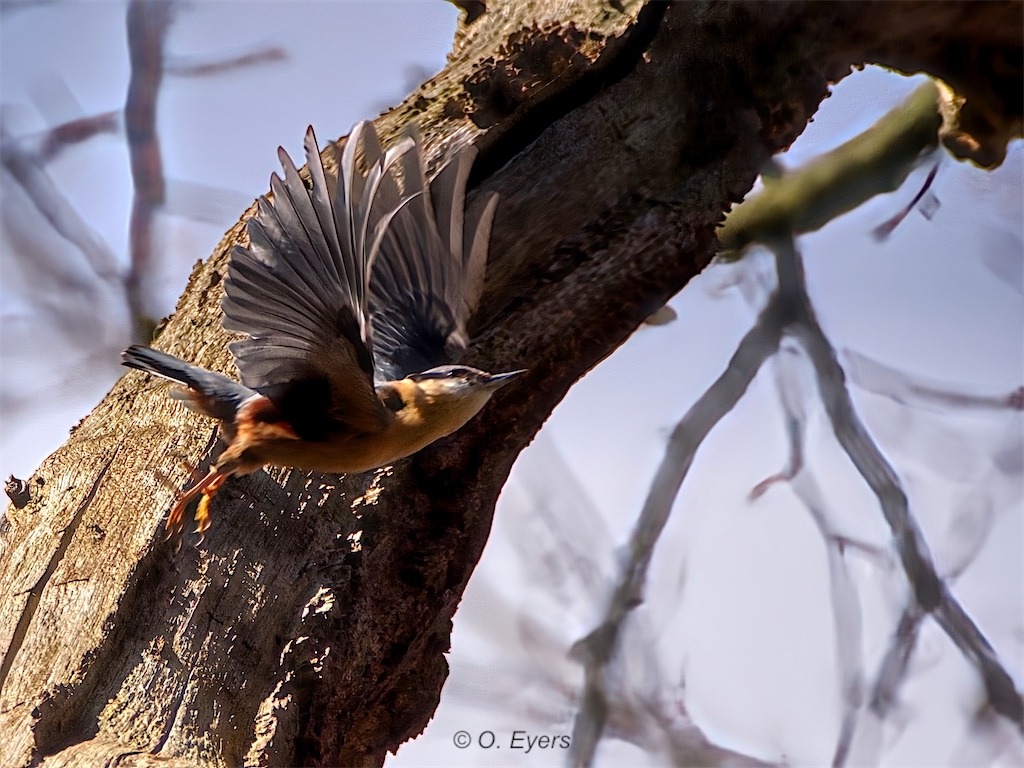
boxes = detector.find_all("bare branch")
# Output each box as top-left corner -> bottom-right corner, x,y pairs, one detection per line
754,341 -> 870,766
719,82 -> 947,257
124,0 -> 174,340
569,290 -> 787,767
773,234 -> 1024,734
843,348 -> 1024,412
750,340 -> 807,499
872,161 -> 941,240
165,46 -> 286,77
934,588 -> 1024,729
0,125 -> 123,284
35,111 -> 121,163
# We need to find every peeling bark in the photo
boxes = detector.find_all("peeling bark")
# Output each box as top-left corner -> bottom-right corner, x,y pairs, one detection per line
1,2 -> 1020,766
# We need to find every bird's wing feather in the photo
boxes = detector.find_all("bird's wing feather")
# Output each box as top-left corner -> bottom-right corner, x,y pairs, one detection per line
222,123 -> 413,438
368,131 -> 498,382
121,344 -> 256,422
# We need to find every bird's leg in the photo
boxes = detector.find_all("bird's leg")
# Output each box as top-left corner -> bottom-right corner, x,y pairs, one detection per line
166,469 -> 225,539
193,473 -> 227,537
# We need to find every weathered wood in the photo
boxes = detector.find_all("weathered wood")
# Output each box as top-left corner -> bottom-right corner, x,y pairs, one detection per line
1,2 -> 1019,766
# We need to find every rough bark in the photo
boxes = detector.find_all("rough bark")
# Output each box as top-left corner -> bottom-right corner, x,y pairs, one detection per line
1,2 -> 1020,766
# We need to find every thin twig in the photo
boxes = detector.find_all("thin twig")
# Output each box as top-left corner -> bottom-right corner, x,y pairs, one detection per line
870,605 -> 926,720
843,348 -> 1024,412
757,340 -> 868,767
833,603 -> 926,766
872,161 -> 941,240
36,110 -> 121,163
773,235 -> 942,612
165,46 -> 285,77
749,341 -> 806,500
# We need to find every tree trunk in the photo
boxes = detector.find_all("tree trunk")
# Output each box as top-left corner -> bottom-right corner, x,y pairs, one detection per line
1,1 -> 1019,766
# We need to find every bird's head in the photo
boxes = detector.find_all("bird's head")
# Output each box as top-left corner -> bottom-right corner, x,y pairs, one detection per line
408,365 -> 525,400
395,365 -> 524,430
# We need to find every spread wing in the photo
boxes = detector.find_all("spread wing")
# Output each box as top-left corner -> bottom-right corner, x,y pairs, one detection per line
221,123 -> 415,439
368,128 -> 499,383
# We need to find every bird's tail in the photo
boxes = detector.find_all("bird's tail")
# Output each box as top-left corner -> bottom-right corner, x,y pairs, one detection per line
121,345 -> 255,422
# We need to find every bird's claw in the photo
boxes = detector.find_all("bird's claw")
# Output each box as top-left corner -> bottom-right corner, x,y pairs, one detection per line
164,470 -> 226,544
165,497 -> 189,540
192,475 -> 224,542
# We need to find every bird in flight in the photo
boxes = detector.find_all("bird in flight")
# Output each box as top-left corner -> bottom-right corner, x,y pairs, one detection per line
122,122 -> 523,537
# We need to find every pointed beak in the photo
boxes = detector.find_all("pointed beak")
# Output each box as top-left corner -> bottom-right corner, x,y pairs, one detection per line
485,369 -> 527,388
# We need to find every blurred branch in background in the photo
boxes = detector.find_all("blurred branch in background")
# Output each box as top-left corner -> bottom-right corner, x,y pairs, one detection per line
453,432 -> 769,766
123,0 -> 172,341
570,262 -> 785,766
1,0 -> 286,490
567,80 -> 1023,767
165,45 -> 285,78
2,0 -> 285,343
784,228 -> 1022,757
1,120 -> 123,285
31,110 -> 121,163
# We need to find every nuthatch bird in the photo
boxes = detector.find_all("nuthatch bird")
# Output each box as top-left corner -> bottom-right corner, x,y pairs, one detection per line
122,122 -> 522,537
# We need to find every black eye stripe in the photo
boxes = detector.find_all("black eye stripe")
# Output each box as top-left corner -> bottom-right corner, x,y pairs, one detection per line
412,366 -> 475,381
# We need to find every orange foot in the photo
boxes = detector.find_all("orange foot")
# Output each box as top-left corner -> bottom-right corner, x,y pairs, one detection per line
166,470 -> 227,540
193,474 -> 226,539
